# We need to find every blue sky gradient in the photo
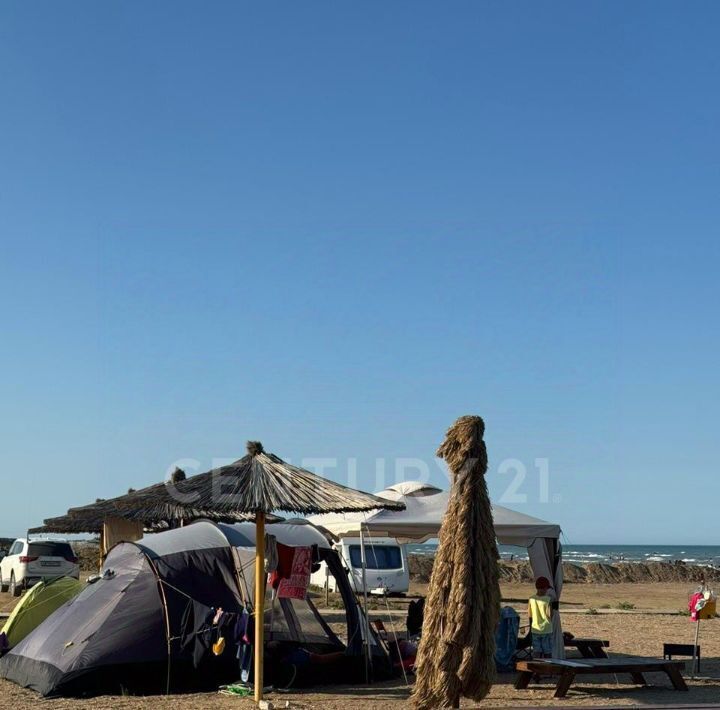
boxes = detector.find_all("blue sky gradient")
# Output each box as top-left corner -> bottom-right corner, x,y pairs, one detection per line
1,2 -> 718,542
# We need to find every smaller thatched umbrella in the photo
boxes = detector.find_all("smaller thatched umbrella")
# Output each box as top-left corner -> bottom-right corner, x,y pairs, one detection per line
412,416 -> 501,709
195,441 -> 405,702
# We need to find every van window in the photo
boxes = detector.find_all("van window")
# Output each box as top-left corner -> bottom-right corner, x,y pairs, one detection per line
349,545 -> 402,570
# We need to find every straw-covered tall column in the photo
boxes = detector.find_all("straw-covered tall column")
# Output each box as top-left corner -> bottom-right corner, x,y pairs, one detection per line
413,415 -> 500,708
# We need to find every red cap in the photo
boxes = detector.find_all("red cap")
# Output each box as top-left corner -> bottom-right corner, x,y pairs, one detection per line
535,576 -> 551,590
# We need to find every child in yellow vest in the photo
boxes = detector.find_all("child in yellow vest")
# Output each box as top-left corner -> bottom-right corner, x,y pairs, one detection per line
528,576 -> 553,658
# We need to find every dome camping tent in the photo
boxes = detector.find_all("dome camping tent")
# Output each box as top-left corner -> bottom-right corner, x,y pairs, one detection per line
311,481 -> 565,658
0,577 -> 84,654
0,520 -> 388,697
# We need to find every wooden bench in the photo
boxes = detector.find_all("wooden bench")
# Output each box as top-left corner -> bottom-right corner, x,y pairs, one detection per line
565,637 -> 610,658
663,642 -> 700,672
515,657 -> 688,698
517,635 -> 609,660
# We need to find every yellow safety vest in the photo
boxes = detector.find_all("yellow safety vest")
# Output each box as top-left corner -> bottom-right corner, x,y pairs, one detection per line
529,595 -> 553,635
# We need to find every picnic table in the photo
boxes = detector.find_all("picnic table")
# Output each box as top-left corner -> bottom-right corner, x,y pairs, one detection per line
515,657 -> 688,698
565,637 -> 610,658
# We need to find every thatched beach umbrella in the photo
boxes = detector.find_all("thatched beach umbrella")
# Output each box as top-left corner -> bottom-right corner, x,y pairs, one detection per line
29,514 -> 103,535
29,514 -> 173,536
412,416 -> 500,709
30,468 -> 258,559
64,468 -> 195,526
195,441 -> 405,702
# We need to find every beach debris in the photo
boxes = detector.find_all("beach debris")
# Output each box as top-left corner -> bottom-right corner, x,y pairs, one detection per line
218,684 -> 252,697
412,415 -> 500,709
258,701 -> 275,710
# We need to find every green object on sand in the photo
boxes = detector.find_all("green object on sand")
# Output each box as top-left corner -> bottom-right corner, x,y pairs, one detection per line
219,683 -> 274,697
1,576 -> 84,649
218,683 -> 253,697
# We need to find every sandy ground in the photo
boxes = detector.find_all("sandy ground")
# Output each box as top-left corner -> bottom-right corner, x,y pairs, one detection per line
503,581 -> 699,613
2,582 -> 720,708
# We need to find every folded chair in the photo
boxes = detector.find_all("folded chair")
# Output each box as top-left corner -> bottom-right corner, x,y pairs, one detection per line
496,606 -> 522,672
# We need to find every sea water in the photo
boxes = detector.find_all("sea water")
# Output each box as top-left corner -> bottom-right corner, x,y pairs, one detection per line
406,543 -> 720,567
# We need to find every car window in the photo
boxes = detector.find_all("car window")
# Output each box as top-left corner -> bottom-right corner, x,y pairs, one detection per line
28,542 -> 74,559
9,541 -> 22,556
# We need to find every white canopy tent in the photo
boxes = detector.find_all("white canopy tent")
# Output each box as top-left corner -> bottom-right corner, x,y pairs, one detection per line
311,481 -> 565,658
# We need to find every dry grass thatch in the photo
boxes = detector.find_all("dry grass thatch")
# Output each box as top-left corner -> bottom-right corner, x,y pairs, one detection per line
412,415 -> 501,709
29,514 -> 169,535
34,442 -> 404,534
29,514 -> 103,535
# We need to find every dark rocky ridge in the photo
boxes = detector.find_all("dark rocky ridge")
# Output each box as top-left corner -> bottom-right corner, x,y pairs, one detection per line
409,554 -> 720,585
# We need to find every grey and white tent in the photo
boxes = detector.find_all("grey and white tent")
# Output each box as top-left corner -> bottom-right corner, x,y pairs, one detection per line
311,481 -> 565,657
0,520 -> 386,697
312,481 -> 561,544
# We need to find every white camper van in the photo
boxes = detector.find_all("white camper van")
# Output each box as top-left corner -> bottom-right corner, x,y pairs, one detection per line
311,536 -> 409,595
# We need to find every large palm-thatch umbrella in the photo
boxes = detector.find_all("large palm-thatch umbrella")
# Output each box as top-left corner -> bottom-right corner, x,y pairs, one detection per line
412,416 -> 500,709
36,468 -> 277,535
30,469 -> 258,555
29,513 -> 102,535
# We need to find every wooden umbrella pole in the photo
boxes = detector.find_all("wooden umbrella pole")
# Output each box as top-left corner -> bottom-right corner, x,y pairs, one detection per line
254,511 -> 266,702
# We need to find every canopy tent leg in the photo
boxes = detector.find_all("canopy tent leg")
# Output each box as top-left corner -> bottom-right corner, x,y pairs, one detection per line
325,565 -> 330,606
528,538 -> 564,659
360,525 -> 373,683
255,512 -> 266,702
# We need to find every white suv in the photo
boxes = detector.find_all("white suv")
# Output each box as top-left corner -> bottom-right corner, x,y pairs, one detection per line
0,539 -> 79,597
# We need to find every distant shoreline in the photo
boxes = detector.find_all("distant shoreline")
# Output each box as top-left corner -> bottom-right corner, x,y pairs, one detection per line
408,542 -> 720,568
409,553 -> 720,585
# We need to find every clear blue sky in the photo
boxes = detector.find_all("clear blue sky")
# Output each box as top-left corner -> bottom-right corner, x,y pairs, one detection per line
1,2 -> 718,543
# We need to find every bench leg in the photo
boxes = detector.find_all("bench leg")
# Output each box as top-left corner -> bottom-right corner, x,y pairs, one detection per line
515,671 -> 533,690
630,672 -> 646,685
665,666 -> 689,691
575,643 -> 592,658
576,643 -> 608,659
554,670 -> 575,698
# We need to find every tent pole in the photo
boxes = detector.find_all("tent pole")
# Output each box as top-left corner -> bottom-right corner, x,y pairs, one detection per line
254,512 -> 266,702
99,529 -> 105,572
146,555 -> 172,695
325,565 -> 330,606
360,525 -> 372,683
